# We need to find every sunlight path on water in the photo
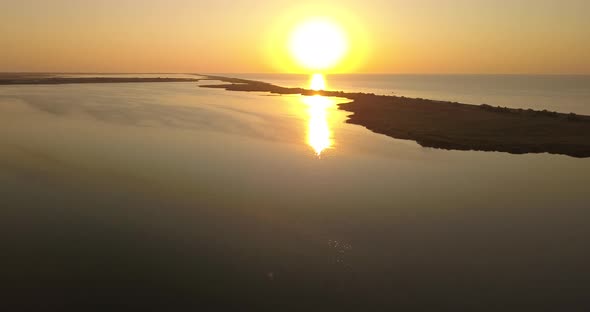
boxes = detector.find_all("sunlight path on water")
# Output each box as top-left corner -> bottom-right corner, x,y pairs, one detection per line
303,95 -> 334,156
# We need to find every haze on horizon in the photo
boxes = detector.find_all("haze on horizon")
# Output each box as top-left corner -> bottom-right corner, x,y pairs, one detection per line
1,0 -> 589,74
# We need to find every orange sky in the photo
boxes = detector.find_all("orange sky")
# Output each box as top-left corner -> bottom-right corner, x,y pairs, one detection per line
1,0 -> 589,74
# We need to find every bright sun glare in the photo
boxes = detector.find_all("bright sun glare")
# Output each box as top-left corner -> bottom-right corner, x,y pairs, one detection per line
289,18 -> 349,71
309,73 -> 326,91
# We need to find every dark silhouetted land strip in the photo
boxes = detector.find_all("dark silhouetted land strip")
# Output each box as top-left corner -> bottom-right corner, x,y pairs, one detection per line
0,74 -> 198,85
199,75 -> 590,158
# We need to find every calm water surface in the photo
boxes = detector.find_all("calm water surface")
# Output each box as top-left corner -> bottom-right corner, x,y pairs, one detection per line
1,78 -> 589,309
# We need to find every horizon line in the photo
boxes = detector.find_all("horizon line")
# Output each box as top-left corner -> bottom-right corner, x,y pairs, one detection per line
2,71 -> 590,76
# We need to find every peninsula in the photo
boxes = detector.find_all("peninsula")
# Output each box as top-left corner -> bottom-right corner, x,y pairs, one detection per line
3,73 -> 588,158
199,75 -> 590,158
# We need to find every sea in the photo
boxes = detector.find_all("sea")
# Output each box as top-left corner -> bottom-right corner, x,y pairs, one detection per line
1,74 -> 589,309
231,73 -> 590,114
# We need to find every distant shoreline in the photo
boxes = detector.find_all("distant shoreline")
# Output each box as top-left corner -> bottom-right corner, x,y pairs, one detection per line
198,75 -> 590,158
0,74 -> 199,85
1,73 -> 588,158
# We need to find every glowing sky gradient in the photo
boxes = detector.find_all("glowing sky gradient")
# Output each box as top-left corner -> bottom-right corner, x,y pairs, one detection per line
1,0 -> 589,73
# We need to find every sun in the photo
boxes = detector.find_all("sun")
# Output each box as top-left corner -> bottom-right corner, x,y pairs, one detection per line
289,18 -> 349,71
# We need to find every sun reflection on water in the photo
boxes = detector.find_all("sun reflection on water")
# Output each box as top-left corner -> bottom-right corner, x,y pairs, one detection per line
303,94 -> 335,156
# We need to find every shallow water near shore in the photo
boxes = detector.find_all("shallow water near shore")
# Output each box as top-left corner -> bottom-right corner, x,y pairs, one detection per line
1,79 -> 589,309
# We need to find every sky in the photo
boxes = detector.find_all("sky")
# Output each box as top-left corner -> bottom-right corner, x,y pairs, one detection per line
1,0 -> 589,74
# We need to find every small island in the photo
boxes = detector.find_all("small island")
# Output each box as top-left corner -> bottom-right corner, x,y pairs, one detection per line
199,75 -> 590,158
